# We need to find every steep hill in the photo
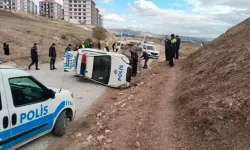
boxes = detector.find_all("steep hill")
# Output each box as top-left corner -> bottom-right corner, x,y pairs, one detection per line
175,18 -> 250,149
0,10 -> 116,66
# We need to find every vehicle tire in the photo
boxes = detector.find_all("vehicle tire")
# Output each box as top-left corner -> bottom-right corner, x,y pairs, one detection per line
53,110 -> 67,136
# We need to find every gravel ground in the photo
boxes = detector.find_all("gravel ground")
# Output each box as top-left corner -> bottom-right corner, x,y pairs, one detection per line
17,61 -> 106,150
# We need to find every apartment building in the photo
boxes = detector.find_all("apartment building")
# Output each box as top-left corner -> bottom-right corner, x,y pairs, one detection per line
39,0 -> 63,19
0,0 -> 38,15
98,14 -> 103,27
0,0 -> 17,10
63,0 -> 103,27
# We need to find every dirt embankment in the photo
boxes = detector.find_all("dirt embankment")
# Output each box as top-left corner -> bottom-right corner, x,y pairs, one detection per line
175,18 -> 250,149
44,43 -> 198,150
0,10 -> 116,66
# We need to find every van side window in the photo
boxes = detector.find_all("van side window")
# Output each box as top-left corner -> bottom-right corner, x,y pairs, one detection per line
0,93 -> 2,111
9,77 -> 47,107
92,56 -> 111,84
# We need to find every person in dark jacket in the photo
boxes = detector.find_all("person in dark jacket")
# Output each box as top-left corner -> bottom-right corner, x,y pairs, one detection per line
112,43 -> 116,52
169,34 -> 177,67
141,51 -> 150,69
28,43 -> 39,70
65,44 -> 72,52
3,43 -> 10,55
98,42 -> 101,50
164,36 -> 171,61
131,52 -> 138,76
49,43 -> 57,70
74,45 -> 79,51
175,35 -> 181,59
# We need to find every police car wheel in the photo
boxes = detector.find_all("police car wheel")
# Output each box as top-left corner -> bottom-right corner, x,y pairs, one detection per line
53,110 -> 67,136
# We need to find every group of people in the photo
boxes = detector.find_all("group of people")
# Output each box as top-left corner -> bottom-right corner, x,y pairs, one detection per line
165,34 -> 181,67
28,43 -> 57,70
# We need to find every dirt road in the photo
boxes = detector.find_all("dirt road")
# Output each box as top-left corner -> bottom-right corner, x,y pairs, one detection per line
41,44 -> 198,150
17,61 -> 106,150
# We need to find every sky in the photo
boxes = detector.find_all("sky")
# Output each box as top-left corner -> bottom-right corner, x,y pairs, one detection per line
33,0 -> 250,38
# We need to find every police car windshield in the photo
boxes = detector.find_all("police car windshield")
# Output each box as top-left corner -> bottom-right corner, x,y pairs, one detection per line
147,46 -> 156,51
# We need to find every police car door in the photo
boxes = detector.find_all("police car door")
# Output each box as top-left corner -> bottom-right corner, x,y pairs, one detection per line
0,72 -> 12,149
3,75 -> 53,148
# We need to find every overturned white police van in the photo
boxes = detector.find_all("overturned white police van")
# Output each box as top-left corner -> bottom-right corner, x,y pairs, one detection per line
0,65 -> 76,149
64,48 -> 132,88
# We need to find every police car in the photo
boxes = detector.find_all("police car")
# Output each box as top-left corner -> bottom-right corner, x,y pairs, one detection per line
64,48 -> 132,88
0,65 -> 76,149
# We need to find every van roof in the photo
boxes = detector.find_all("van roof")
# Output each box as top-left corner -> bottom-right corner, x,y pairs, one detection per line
78,48 -> 127,58
0,65 -> 15,69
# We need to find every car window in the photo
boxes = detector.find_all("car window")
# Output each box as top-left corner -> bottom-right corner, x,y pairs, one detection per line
147,46 -> 156,51
9,77 -> 47,107
117,43 -> 121,46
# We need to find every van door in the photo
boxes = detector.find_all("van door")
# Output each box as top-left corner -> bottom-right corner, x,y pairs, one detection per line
3,76 -> 54,148
0,72 -> 12,150
92,55 -> 111,85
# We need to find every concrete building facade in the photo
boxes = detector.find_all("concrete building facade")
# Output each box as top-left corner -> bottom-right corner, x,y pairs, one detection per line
39,0 -> 63,19
63,0 -> 103,27
0,0 -> 37,15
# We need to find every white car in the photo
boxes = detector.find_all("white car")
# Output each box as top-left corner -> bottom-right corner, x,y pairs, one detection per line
64,48 -> 132,88
142,44 -> 160,59
115,41 -> 127,52
0,65 -> 76,149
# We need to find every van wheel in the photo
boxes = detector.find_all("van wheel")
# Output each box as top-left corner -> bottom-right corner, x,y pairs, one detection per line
53,110 -> 67,136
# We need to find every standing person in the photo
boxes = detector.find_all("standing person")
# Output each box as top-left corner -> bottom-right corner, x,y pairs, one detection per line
112,42 -> 116,52
65,44 -> 72,52
131,52 -> 138,76
105,40 -> 109,52
141,51 -> 150,69
28,43 -> 39,70
74,45 -> 79,51
175,35 -> 181,59
169,34 -> 177,67
3,42 -> 10,55
49,43 -> 57,70
89,42 -> 93,48
98,42 -> 101,50
165,36 -> 171,61
81,42 -> 85,49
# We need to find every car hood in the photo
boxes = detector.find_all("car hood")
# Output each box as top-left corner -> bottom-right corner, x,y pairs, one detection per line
146,50 -> 159,53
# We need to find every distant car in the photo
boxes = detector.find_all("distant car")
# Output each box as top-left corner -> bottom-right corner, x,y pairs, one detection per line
115,41 -> 126,52
142,44 -> 159,59
147,41 -> 155,45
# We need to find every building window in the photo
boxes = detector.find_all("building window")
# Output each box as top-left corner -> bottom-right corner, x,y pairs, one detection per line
74,5 -> 77,7
83,9 -> 86,11
78,9 -> 81,11
78,5 -> 81,7
79,17 -> 81,19
78,1 -> 81,3
69,0 -> 72,2
83,5 -> 86,7
70,16 -> 72,19
74,1 -> 77,3
74,16 -> 77,19
74,9 -> 77,11
69,4 -> 72,7
83,13 -> 86,15
78,13 -> 81,15
69,8 -> 72,11
84,17 -> 86,19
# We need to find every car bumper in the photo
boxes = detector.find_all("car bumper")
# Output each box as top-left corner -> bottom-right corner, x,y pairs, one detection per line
149,55 -> 159,59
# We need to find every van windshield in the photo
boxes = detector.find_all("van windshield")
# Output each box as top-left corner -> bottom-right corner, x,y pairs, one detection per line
92,55 -> 111,84
116,43 -> 121,46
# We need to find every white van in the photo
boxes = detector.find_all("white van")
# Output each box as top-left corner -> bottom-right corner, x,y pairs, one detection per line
0,65 -> 76,150
64,48 -> 132,88
142,43 -> 160,59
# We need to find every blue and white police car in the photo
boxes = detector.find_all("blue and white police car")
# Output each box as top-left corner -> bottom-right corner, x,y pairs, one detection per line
0,65 -> 76,149
64,48 -> 132,88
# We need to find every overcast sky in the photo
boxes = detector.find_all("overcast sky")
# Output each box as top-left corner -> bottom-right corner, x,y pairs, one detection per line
33,0 -> 250,38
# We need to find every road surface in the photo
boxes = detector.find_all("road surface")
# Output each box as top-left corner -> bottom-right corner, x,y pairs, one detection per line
17,61 -> 106,150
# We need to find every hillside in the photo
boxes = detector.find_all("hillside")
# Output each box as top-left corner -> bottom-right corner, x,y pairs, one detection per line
0,10 -> 116,66
175,17 -> 250,149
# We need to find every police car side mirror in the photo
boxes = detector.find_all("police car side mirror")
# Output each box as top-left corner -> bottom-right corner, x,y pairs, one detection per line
46,89 -> 55,99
